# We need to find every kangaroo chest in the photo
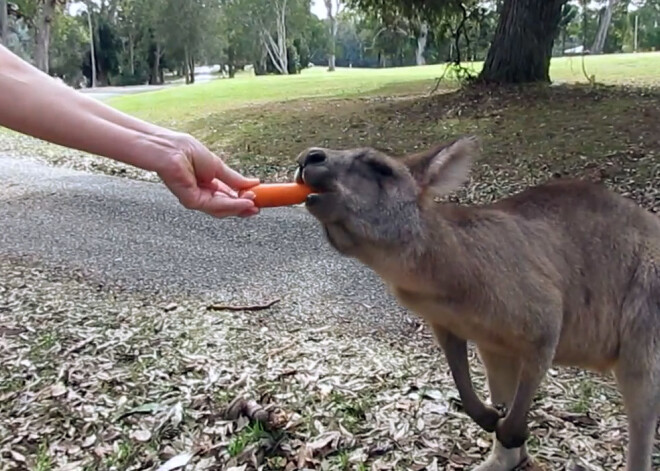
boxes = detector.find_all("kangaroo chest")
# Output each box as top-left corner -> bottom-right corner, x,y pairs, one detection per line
390,285 -> 518,355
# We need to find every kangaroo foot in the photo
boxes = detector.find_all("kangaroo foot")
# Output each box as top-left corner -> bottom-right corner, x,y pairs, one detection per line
472,439 -> 529,471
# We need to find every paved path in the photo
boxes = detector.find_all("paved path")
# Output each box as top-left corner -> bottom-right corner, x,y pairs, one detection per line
0,156 -> 414,336
79,72 -> 220,101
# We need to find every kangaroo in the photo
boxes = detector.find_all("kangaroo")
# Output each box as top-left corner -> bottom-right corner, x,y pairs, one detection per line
294,136 -> 660,471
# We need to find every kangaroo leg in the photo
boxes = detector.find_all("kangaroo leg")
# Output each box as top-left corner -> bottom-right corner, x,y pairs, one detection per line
473,349 -> 527,471
615,367 -> 658,471
431,325 -> 504,432
614,300 -> 660,470
494,347 -> 554,450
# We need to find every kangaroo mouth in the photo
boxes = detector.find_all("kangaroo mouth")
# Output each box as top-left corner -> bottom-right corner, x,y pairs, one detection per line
294,165 -> 332,208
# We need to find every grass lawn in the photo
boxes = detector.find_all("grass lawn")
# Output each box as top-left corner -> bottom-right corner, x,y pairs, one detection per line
108,51 -> 660,124
106,52 -> 660,215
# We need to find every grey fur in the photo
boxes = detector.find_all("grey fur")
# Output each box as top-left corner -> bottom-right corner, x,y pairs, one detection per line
296,137 -> 660,471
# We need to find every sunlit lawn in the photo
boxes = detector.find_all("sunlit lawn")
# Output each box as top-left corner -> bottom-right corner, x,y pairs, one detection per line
108,51 -> 660,125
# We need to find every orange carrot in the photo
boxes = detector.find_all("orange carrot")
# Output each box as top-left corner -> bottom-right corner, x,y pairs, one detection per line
242,182 -> 314,208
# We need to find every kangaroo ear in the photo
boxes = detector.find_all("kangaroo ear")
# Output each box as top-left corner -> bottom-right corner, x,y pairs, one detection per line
405,136 -> 479,195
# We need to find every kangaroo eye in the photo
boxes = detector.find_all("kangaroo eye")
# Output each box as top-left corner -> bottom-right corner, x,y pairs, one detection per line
368,160 -> 393,177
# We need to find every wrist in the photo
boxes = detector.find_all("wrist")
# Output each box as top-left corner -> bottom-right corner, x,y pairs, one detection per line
126,132 -> 181,174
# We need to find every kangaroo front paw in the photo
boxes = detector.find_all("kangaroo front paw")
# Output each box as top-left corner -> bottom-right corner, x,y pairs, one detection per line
495,418 -> 529,449
474,405 -> 506,433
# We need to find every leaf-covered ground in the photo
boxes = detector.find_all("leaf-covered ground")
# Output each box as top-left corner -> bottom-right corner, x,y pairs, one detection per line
0,255 -> 652,471
2,80 -> 660,470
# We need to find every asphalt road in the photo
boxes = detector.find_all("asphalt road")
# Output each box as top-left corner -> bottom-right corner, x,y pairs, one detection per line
0,156 -> 415,336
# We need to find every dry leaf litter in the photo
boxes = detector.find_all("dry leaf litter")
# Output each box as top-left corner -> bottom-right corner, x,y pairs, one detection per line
1,256 -> 656,471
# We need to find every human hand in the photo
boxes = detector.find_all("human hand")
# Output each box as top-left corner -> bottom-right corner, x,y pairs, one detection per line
154,132 -> 260,219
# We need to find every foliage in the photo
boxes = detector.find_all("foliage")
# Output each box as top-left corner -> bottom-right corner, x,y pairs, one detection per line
2,0 -> 659,87
49,9 -> 87,85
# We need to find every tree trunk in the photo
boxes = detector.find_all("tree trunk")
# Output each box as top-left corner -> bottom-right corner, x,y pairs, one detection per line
0,0 -> 8,45
129,35 -> 135,75
591,0 -> 617,54
183,47 -> 190,84
188,52 -> 195,84
228,46 -> 236,78
478,0 -> 566,84
416,21 -> 428,65
33,0 -> 58,73
151,43 -> 162,85
261,30 -> 288,75
86,4 -> 96,88
34,27 -> 50,72
276,0 -> 288,74
324,0 -> 338,71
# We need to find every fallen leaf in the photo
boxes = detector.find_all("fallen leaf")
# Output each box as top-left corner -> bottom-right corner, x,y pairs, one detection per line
132,429 -> 152,442
81,435 -> 96,449
10,450 -> 26,462
156,452 -> 194,471
50,383 -> 67,398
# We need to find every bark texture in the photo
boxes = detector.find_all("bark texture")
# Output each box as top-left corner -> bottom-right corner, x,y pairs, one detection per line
34,1 -> 59,73
416,21 -> 428,66
0,0 -> 8,45
86,3 -> 96,88
324,0 -> 338,71
260,0 -> 288,75
591,0 -> 618,54
478,0 -> 566,84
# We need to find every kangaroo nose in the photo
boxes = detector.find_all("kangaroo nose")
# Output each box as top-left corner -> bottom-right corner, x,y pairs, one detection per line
303,149 -> 327,167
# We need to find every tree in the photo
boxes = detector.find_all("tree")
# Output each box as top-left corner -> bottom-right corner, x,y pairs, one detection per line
557,2 -> 578,54
348,0 -> 570,84
50,9 -> 88,85
634,0 -> 660,51
156,0 -> 211,84
217,0 -> 260,77
480,0 -> 566,83
261,0 -> 290,74
83,0 -> 95,87
13,0 -> 68,72
1,0 -> 8,44
591,0 -> 619,53
222,0 -> 311,76
324,0 -> 343,70
415,19 -> 428,65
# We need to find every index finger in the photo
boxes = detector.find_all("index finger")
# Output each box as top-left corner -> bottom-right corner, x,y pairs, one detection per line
201,193 -> 259,219
213,154 -> 260,191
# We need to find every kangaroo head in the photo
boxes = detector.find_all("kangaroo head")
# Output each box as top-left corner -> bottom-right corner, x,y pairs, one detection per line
295,136 -> 480,259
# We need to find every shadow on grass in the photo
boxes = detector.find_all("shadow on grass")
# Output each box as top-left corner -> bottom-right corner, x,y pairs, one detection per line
184,83 -> 660,213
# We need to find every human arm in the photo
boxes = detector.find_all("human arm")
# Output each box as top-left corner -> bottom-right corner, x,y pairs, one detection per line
0,44 -> 260,218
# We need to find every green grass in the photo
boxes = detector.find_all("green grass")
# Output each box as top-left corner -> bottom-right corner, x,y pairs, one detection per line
569,378 -> 597,414
227,421 -> 274,457
108,51 -> 660,125
103,51 -> 660,217
34,442 -> 53,471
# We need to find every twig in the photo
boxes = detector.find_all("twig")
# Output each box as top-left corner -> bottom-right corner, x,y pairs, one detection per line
63,335 -> 99,356
267,342 -> 296,357
429,64 -> 451,95
206,298 -> 281,312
